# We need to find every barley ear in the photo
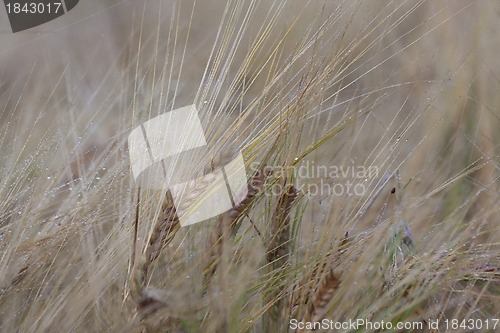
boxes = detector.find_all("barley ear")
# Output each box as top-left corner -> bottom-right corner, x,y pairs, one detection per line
139,191 -> 179,287
267,185 -> 298,267
264,185 -> 298,330
223,167 -> 269,234
202,168 -> 269,291
304,269 -> 342,323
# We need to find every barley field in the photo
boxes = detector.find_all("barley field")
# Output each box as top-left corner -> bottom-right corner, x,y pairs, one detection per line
0,1 -> 499,332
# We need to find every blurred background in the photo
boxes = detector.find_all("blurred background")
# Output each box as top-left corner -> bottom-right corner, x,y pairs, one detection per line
0,1 -> 499,331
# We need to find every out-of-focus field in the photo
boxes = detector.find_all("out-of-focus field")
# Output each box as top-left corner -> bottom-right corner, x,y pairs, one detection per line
0,1 -> 499,332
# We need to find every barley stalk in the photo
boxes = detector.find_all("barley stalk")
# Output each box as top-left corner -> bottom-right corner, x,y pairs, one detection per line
288,232 -> 350,322
267,184 -> 298,268
265,184 -> 298,330
137,191 -> 179,288
138,152 -> 234,288
202,168 -> 269,291
303,269 -> 342,323
223,167 -> 270,233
